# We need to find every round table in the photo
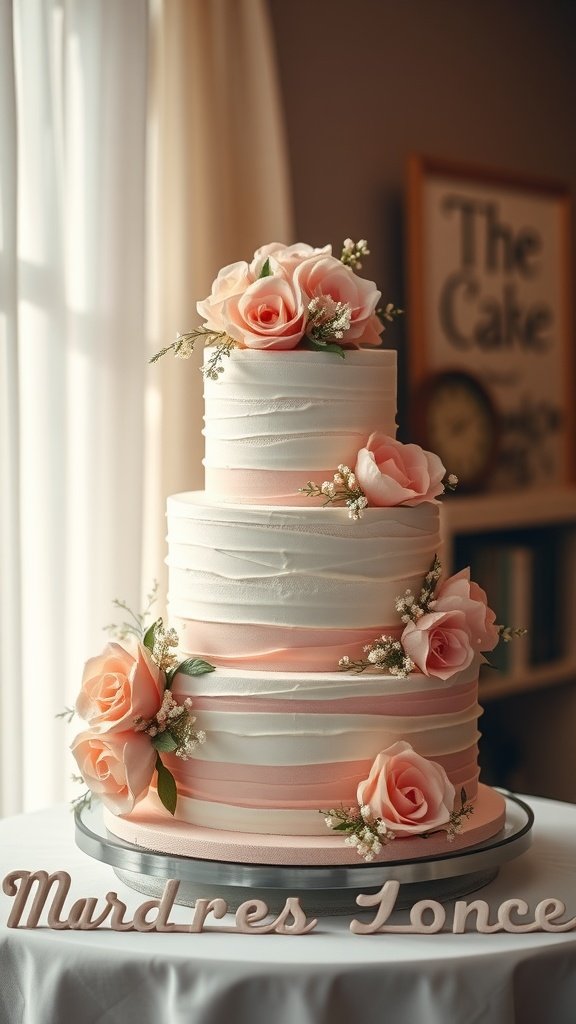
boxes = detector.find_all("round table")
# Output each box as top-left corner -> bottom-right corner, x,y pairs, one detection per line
1,796 -> 575,1024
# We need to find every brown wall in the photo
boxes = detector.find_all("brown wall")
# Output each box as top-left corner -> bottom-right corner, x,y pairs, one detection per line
268,0 -> 576,428
269,0 -> 576,800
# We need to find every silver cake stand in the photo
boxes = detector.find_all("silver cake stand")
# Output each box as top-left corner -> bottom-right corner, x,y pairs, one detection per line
75,792 -> 533,915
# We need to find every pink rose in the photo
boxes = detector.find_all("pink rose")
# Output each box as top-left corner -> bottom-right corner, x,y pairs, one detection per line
295,254 -> 382,345
250,241 -> 332,277
354,433 -> 446,506
401,609 -> 475,680
357,741 -> 455,835
71,729 -> 157,815
197,260 -> 254,332
433,568 -> 499,653
75,637 -> 164,732
222,275 -> 307,350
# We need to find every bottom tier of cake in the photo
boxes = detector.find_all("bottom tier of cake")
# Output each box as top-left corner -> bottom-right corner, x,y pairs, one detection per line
162,661 -> 482,836
104,784 -> 507,866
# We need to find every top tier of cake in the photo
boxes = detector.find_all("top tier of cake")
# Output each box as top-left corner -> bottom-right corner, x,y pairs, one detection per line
203,348 -> 397,505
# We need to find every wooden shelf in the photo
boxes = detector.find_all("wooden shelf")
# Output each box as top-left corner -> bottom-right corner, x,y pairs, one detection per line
443,489 -> 576,799
442,487 -> 576,534
479,657 -> 576,701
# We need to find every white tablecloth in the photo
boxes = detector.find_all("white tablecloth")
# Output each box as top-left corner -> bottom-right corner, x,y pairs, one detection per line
1,796 -> 575,1024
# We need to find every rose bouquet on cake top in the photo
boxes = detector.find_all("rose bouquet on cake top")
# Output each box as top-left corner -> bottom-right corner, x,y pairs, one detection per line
149,238 -> 402,375
66,597 -> 214,816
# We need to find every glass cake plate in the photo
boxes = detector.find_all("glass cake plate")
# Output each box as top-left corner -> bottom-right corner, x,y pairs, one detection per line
75,791 -> 533,915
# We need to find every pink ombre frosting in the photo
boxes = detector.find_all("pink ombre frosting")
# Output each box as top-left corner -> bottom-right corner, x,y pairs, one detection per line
163,746 -> 478,811
172,619 -> 402,673
157,661 -> 482,834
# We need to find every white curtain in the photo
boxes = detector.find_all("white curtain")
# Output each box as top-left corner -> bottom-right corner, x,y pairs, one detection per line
0,0 -> 149,816
0,0 -> 293,817
143,0 -> 294,598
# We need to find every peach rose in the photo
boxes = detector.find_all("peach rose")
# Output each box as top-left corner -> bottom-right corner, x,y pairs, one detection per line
401,608 -> 475,680
197,260 -> 254,332
71,729 -> 157,815
75,637 -> 164,732
354,433 -> 446,506
433,568 -> 499,653
222,275 -> 307,350
250,241 -> 332,278
295,254 -> 382,345
357,741 -> 455,835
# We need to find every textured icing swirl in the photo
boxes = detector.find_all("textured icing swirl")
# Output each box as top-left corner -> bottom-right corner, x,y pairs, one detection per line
166,493 -> 441,632
203,348 -> 396,503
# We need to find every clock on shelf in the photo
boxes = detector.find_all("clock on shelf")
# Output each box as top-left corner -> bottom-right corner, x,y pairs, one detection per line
412,369 -> 500,492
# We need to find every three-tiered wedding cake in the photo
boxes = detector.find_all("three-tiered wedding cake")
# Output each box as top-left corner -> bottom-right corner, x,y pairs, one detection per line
73,240 -> 507,866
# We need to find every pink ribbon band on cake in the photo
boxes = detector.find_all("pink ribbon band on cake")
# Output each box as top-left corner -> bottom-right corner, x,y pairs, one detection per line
161,747 -> 480,809
176,679 -> 478,717
204,467 -> 336,505
172,619 -> 403,672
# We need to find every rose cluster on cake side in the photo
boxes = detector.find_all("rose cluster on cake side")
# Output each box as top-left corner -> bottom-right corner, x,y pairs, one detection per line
69,616 -> 213,816
323,741 -> 474,861
321,554 -> 517,859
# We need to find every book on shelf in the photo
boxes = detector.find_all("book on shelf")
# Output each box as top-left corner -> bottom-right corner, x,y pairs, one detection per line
559,527 -> 576,663
462,541 -> 532,680
529,530 -> 562,667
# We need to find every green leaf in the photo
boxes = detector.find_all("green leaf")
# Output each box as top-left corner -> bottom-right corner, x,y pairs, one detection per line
333,821 -> 352,832
143,617 -> 162,653
152,731 -> 178,753
303,336 -> 346,359
460,787 -> 467,806
175,657 -> 216,677
156,755 -> 177,815
258,257 -> 272,278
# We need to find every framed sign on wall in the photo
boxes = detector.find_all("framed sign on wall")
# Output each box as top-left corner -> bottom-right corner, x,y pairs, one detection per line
406,155 -> 574,491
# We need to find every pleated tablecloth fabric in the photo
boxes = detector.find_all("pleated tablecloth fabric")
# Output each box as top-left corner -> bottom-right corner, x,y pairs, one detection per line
1,796 -> 575,1024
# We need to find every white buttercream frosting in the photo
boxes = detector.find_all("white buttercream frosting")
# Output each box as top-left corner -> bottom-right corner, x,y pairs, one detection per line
169,796 -> 348,836
203,348 -> 397,474
171,708 -> 480,766
167,494 -> 441,630
171,660 -> 480,701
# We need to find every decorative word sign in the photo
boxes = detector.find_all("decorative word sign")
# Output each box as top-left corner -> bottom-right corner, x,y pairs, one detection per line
3,871 -> 576,935
350,881 -> 576,934
2,870 -> 317,934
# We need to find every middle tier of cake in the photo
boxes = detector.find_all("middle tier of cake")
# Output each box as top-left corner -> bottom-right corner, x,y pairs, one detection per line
167,492 -> 442,672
